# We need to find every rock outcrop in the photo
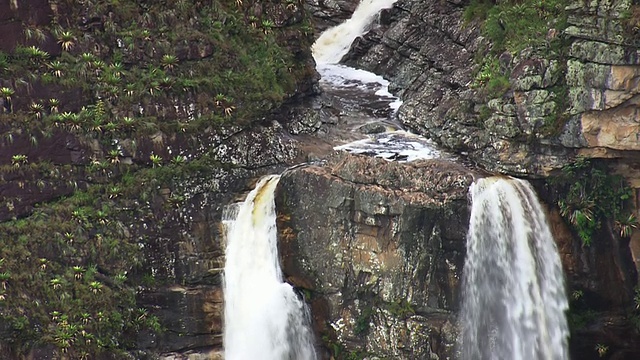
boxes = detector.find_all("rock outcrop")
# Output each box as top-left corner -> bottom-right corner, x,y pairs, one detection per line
342,0 -> 640,178
276,154 -> 476,359
305,0 -> 640,357
305,0 -> 360,34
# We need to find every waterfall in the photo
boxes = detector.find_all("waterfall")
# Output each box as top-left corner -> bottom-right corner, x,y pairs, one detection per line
461,177 -> 569,360
312,0 -> 398,64
223,175 -> 317,360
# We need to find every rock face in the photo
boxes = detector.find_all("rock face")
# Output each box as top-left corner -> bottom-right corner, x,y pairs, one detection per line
0,0 -> 318,358
328,0 -> 640,356
341,0 -> 640,177
305,0 -> 360,34
276,154 -> 476,359
542,200 -> 640,359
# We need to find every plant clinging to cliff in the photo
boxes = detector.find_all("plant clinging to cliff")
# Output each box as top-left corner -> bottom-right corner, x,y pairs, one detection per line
160,54 -> 178,70
615,213 -> 638,238
48,60 -> 65,77
24,26 -> 47,44
0,87 -> 15,100
56,30 -> 76,51
11,154 -> 28,168
553,158 -> 633,245
29,102 -> 45,119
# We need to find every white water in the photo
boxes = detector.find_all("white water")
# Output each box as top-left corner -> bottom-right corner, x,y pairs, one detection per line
223,175 -> 316,360
334,130 -> 442,162
312,0 -> 402,111
312,0 -> 398,64
311,0 -> 446,162
461,177 -> 569,360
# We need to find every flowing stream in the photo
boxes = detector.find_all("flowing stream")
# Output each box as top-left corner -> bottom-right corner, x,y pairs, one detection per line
313,0 -> 398,64
223,176 -> 316,360
461,177 -> 569,360
311,0 -> 444,162
222,1 -> 418,359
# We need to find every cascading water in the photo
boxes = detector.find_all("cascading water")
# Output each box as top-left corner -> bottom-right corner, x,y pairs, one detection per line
460,177 -> 569,360
311,0 -> 445,162
223,175 -> 317,360
312,0 -> 398,64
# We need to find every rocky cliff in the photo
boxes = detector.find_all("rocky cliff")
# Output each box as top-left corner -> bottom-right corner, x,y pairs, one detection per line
304,0 -> 640,358
0,0 -> 316,358
341,0 -> 640,178
276,154 -> 475,359
274,154 -> 640,359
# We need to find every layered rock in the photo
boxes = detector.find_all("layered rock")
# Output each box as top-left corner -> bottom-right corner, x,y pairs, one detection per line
276,154 -> 475,359
330,1 -> 640,355
341,0 -> 640,177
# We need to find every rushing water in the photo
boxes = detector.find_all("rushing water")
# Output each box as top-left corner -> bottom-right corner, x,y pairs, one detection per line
313,0 -> 398,64
461,177 -> 569,360
223,176 -> 317,360
311,0 -> 444,162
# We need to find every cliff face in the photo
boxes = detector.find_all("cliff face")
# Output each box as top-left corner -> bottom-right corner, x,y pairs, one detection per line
0,0 -> 316,358
304,0 -> 640,357
276,154 -> 475,359
276,155 -> 640,359
341,0 -> 640,178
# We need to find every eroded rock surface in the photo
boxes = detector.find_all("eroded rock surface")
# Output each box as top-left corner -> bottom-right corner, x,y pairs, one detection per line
276,154 -> 475,359
341,0 -> 640,178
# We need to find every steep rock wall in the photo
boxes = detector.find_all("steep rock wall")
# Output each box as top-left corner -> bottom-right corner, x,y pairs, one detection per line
276,154 -> 475,359
340,0 -> 640,177
276,154 -> 640,359
0,0 -> 317,358
319,0 -> 640,357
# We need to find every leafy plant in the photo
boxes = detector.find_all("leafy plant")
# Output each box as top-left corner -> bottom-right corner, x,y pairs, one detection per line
56,30 -> 76,51
615,213 -> 638,238
0,87 -> 15,100
48,98 -> 60,113
11,154 -> 28,167
261,19 -> 275,34
150,154 -> 162,167
553,158 -> 632,245
160,54 -> 178,70
171,155 -> 186,165
0,272 -> 11,289
595,343 -> 608,357
24,26 -> 47,43
48,60 -> 65,77
29,102 -> 45,119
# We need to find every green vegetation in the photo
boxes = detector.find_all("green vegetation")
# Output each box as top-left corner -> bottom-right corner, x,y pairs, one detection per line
354,306 -> 374,335
628,287 -> 640,332
471,57 -> 510,98
0,150 -> 240,356
464,0 -> 568,55
1,0 -> 313,137
0,0 -> 314,357
552,158 -> 635,246
322,334 -> 369,360
540,84 -> 570,136
566,288 -> 598,332
465,0 -> 569,101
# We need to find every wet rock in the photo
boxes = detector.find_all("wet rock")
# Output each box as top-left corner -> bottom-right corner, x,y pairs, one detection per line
276,153 -> 475,358
336,0 -> 640,179
305,0 -> 360,34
